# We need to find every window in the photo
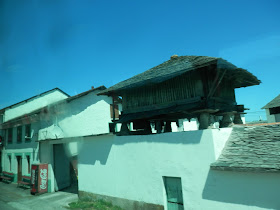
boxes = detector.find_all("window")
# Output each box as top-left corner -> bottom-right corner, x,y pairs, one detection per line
269,106 -> 280,115
1,129 -> 5,145
26,155 -> 30,174
25,124 -> 31,141
17,126 -> 22,142
8,128 -> 13,143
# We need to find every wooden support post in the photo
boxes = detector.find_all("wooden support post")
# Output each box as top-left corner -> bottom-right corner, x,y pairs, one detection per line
176,119 -> 184,132
209,114 -> 215,129
220,113 -> 233,128
233,113 -> 243,124
144,121 -> 152,134
164,121 -> 172,133
155,121 -> 162,134
199,112 -> 210,130
120,122 -> 130,135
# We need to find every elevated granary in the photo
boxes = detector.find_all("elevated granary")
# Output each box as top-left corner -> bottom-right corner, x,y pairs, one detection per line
100,55 -> 261,134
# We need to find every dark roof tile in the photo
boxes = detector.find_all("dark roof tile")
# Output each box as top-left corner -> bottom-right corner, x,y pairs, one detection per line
211,124 -> 280,173
99,55 -> 260,95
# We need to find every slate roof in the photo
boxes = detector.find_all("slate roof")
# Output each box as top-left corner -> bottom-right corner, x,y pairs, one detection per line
100,55 -> 261,95
211,124 -> 280,173
262,94 -> 280,109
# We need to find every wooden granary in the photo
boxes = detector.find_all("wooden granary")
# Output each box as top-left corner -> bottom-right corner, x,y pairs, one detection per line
100,55 -> 260,134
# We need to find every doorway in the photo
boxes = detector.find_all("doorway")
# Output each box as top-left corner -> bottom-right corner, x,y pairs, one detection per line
163,177 -> 184,210
53,144 -> 71,191
16,156 -> 22,182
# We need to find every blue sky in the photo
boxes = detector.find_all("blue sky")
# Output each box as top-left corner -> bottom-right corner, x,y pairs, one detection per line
1,0 -> 279,121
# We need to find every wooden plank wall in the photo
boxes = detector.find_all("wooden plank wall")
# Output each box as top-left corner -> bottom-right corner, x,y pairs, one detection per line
122,71 -> 204,111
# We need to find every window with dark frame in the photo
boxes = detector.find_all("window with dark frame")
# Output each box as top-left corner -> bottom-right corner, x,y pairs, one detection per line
17,126 -> 22,142
25,124 -> 31,141
8,128 -> 13,143
26,155 -> 30,174
269,106 -> 280,115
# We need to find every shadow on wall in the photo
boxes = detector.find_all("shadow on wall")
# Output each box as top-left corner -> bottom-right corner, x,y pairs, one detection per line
79,130 -> 205,166
80,136 -> 114,165
202,170 -> 280,209
113,129 -> 204,145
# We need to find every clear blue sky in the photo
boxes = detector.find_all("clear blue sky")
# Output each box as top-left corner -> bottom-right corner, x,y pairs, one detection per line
1,0 -> 279,121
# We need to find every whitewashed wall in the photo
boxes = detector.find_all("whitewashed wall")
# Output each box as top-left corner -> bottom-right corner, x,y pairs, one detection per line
265,109 -> 276,123
4,89 -> 68,122
38,92 -> 112,140
78,129 -> 280,210
275,113 -> 280,122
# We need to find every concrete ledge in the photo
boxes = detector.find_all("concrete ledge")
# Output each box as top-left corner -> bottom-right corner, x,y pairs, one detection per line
79,191 -> 164,210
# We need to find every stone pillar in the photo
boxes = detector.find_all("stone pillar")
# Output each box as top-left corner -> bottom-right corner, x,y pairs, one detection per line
176,119 -> 184,132
144,121 -> 152,134
208,114 -> 215,129
120,122 -> 130,135
155,120 -> 163,134
199,112 -> 210,130
233,113 -> 243,124
164,121 -> 172,133
220,113 -> 233,128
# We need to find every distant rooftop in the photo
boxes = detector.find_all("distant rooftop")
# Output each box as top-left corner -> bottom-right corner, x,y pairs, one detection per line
262,94 -> 280,109
0,88 -> 70,112
0,86 -> 106,126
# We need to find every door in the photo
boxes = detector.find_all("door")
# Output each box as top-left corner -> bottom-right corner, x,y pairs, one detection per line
16,156 -> 22,182
53,144 -> 71,191
164,177 -> 184,210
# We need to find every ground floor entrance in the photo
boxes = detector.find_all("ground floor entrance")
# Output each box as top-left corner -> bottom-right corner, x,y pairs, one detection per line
16,156 -> 22,182
53,144 -> 71,191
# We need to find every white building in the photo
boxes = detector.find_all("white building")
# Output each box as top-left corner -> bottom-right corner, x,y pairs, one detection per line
38,86 -> 120,192
78,124 -> 280,210
0,88 -> 69,184
262,94 -> 280,123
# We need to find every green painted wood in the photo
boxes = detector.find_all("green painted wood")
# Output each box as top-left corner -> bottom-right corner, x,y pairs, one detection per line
164,177 -> 184,210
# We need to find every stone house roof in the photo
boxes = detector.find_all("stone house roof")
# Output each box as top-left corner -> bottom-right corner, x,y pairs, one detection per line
100,55 -> 261,95
0,88 -> 70,112
262,94 -> 280,109
0,86 -> 107,128
211,124 -> 280,172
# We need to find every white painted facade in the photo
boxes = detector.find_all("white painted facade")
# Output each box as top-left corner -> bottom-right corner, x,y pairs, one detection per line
38,91 -> 113,141
38,89 -> 116,192
1,122 -> 41,179
78,129 -> 280,210
0,89 -> 69,183
4,89 -> 68,122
